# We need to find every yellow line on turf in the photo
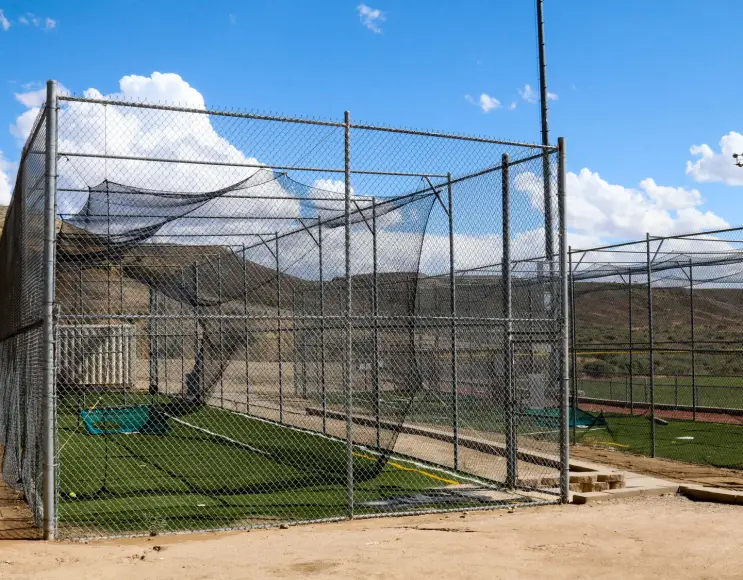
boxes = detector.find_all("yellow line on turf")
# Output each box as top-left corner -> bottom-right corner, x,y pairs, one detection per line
595,441 -> 629,448
353,451 -> 459,485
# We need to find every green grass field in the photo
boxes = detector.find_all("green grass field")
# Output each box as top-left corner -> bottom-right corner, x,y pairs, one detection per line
577,413 -> 743,469
57,391 -> 519,538
578,376 -> 743,410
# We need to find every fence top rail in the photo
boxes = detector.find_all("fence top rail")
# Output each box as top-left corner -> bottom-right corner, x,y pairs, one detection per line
57,94 -> 556,150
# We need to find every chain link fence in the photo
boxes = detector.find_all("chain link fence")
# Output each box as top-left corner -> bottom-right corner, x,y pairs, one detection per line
570,232 -> 743,468
0,81 -> 568,539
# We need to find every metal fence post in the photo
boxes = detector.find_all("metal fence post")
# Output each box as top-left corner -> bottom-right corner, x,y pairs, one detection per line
628,269 -> 634,415
502,153 -> 516,488
344,110 -> 354,518
42,79 -> 59,540
568,248 -> 577,444
447,173 -> 459,470
689,258 -> 697,420
646,233 -> 656,457
275,234 -> 283,423
218,256 -> 223,408
558,137 -> 570,503
318,224 -> 327,434
372,198 -> 381,451
243,244 -> 250,414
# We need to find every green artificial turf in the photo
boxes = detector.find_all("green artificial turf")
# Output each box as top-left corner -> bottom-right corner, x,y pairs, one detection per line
56,391 -> 505,538
578,413 -> 743,469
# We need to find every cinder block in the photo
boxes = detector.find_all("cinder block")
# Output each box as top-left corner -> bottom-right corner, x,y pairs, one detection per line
609,480 -> 626,490
569,483 -> 583,492
593,482 -> 610,492
570,473 -> 598,484
539,476 -> 561,488
581,482 -> 595,492
572,491 -> 610,504
597,473 -> 625,483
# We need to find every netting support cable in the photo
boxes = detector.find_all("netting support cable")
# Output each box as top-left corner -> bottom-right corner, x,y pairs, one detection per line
646,233 -> 656,457
502,153 -> 516,488
42,79 -> 59,540
558,138 -> 570,503
344,110 -> 354,519
447,173 -> 459,471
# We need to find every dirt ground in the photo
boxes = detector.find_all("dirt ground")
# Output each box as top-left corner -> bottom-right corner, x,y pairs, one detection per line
572,444 -> 743,490
0,495 -> 741,580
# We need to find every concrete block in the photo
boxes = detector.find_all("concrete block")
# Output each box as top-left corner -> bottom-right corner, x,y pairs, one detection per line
679,485 -> 743,505
605,485 -> 678,499
572,491 -> 610,504
609,480 -> 626,490
570,473 -> 598,484
593,482 -> 610,492
569,483 -> 583,492
539,476 -> 561,488
597,473 -> 625,483
581,482 -> 595,492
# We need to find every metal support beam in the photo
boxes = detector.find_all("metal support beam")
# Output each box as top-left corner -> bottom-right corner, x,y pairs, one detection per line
646,233 -> 656,457
502,153 -> 516,488
447,173 -> 459,470
558,137 -> 570,503
42,79 -> 58,541
344,110 -> 354,519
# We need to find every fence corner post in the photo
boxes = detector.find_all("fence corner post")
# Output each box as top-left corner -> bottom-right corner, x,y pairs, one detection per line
42,79 -> 59,540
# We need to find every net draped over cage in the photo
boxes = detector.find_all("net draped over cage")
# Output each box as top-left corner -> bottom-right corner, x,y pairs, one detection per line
0,93 -> 566,539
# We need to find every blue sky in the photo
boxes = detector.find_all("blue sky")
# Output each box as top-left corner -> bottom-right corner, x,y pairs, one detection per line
0,0 -> 741,249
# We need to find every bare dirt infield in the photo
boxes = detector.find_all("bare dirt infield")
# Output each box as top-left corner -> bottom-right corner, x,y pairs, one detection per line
1,495 -> 742,579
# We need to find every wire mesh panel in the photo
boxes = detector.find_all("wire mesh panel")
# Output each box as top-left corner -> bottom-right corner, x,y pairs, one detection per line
571,234 -> 743,469
0,89 -> 567,539
0,109 -> 48,526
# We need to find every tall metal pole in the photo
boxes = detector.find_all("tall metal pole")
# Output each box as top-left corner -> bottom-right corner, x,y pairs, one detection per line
628,269 -> 634,415
447,173 -> 459,470
319,224 -> 327,434
243,244 -> 250,414
557,138 -> 570,503
372,199 -> 381,451
218,256 -> 223,408
42,79 -> 59,540
344,110 -> 354,518
568,248 -> 577,445
502,153 -> 516,488
537,0 -> 553,262
148,285 -> 158,395
275,235 -> 283,423
646,233 -> 656,457
689,258 -> 697,421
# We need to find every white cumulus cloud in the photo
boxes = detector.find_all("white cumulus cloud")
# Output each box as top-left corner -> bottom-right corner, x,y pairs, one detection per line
686,131 -> 743,186
0,10 -> 10,31
0,151 -> 14,205
514,168 -> 728,246
357,4 -> 385,34
465,93 -> 501,113
518,84 -> 537,104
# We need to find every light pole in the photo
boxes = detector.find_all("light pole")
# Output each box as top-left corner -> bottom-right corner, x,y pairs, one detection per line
734,153 -> 743,168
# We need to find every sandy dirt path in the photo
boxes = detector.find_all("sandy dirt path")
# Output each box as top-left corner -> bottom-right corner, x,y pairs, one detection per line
1,495 -> 742,580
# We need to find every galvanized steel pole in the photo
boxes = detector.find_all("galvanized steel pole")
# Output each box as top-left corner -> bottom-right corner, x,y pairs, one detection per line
689,258 -> 696,421
447,173 -> 459,470
646,233 -> 656,457
42,79 -> 58,540
558,138 -> 570,503
344,111 -> 354,518
502,153 -> 516,488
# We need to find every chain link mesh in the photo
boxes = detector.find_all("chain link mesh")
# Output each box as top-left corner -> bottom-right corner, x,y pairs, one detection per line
1,95 -> 565,539
571,233 -> 743,467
